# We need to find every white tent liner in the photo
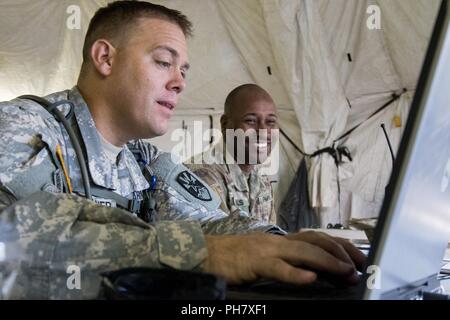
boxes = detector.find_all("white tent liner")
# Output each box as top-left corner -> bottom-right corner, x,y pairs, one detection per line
0,0 -> 440,227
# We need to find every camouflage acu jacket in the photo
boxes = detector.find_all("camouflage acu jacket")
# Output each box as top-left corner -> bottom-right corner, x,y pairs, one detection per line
0,87 -> 281,299
187,149 -> 277,225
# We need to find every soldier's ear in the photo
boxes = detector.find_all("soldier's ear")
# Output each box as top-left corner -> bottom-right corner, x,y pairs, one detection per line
90,39 -> 116,77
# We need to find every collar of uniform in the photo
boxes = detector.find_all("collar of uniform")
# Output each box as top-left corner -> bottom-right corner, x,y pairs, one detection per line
118,145 -> 150,192
68,87 -> 149,192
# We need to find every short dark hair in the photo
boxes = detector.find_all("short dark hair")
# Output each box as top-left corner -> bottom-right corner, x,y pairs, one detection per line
224,84 -> 272,115
82,0 -> 193,62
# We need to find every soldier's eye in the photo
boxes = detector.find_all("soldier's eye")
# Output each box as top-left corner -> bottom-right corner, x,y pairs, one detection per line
157,61 -> 171,68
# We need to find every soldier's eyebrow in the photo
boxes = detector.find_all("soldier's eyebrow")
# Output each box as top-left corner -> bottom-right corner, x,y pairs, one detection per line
244,113 -> 278,118
152,45 -> 190,71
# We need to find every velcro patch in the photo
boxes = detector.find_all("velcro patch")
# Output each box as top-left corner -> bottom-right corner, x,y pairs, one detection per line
149,152 -> 220,211
176,171 -> 212,201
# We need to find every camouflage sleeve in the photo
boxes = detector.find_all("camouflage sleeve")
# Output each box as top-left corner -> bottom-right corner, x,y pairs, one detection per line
0,191 -> 207,299
183,166 -> 285,234
271,185 -> 278,225
201,212 -> 286,235
0,101 -> 207,299
186,166 -> 231,214
153,180 -> 286,235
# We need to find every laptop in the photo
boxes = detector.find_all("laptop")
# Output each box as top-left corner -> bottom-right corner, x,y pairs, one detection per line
227,0 -> 450,300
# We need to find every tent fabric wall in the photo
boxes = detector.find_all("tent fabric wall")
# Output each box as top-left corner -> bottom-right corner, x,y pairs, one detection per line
217,0 -> 438,225
0,0 -> 440,227
379,0 -> 442,90
262,0 -> 352,211
319,93 -> 413,225
315,0 -> 439,225
0,0 -> 106,100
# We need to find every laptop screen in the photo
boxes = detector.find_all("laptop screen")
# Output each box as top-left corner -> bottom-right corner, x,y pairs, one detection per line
364,0 -> 450,300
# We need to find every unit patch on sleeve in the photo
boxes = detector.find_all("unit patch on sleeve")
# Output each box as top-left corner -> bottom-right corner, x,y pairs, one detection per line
176,171 -> 212,201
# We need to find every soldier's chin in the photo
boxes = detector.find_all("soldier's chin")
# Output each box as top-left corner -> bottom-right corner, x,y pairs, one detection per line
149,123 -> 169,138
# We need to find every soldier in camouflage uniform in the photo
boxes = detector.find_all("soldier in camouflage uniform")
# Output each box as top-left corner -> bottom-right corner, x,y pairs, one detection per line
187,84 -> 278,225
0,1 -> 365,299
137,140 -> 280,235
187,144 -> 276,225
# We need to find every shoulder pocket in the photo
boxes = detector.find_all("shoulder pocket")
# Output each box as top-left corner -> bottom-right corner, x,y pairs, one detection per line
2,146 -> 58,200
150,153 -> 221,211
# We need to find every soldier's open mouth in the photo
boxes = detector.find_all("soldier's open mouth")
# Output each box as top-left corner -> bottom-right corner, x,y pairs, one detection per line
157,101 -> 175,110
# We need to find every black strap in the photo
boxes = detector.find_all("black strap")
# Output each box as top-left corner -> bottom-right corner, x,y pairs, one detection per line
334,88 -> 407,143
280,128 -> 309,156
280,130 -> 352,166
18,95 -> 75,121
280,88 -> 408,164
19,94 -> 92,199
18,94 -> 143,214
311,146 -> 353,165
